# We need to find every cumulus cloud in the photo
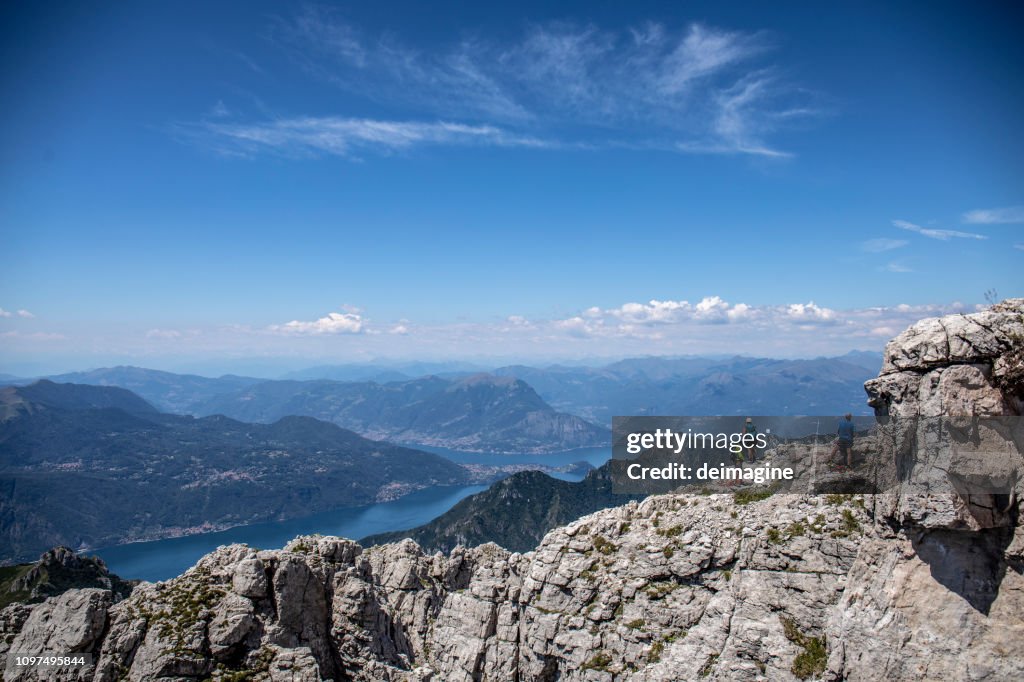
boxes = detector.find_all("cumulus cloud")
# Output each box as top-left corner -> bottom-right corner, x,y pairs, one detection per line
0,308 -> 10,318
270,311 -> 364,335
726,302 -> 753,321
893,219 -> 986,241
554,316 -> 602,338
861,238 -> 908,252
17,309 -> 34,318
608,299 -> 692,324
389,324 -> 409,335
961,206 -> 1024,224
569,296 -> 844,331
694,295 -> 735,322
539,298 -> 976,351
781,301 -> 836,322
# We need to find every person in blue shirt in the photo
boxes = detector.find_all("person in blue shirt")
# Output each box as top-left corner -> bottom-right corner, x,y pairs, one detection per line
833,413 -> 855,468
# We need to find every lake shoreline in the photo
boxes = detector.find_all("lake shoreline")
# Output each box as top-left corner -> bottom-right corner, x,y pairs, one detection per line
92,447 -> 611,582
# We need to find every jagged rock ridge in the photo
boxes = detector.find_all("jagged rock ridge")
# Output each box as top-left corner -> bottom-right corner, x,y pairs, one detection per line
0,547 -> 134,609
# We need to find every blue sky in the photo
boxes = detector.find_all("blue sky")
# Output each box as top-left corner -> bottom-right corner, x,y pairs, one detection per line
1,1 -> 1022,374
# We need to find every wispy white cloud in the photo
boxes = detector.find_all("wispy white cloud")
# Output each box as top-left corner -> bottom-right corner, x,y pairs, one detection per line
884,261 -> 913,273
861,238 -> 908,252
195,14 -> 820,159
962,206 -> 1024,224
1014,243 -> 1024,251
0,331 -> 64,340
208,100 -> 231,118
703,73 -> 797,158
194,117 -> 549,158
270,311 -> 364,335
16,309 -> 34,318
892,219 -> 986,241
0,308 -> 10,318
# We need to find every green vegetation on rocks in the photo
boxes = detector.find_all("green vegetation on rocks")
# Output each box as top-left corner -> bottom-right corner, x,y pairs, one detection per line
733,487 -> 775,505
781,615 -> 827,679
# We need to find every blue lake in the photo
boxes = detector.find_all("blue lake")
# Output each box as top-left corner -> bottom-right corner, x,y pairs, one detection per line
412,445 -> 611,480
94,484 -> 487,583
95,447 -> 610,582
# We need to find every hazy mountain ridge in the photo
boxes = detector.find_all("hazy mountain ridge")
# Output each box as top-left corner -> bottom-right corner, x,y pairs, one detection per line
5,353 -> 883,453
1,379 -> 158,419
0,382 -> 472,563
280,360 -> 487,382
493,355 -> 879,423
45,366 -> 263,413
195,373 -> 609,454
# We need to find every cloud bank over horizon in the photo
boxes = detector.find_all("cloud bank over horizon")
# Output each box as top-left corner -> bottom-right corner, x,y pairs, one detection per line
0,296 -> 988,374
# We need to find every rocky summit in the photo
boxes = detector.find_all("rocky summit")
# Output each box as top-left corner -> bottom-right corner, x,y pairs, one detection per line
1,301 -> 1022,681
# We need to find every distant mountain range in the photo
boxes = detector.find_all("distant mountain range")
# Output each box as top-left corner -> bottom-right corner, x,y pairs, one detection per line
1,380 -> 158,418
0,382 -> 472,563
43,366 -> 263,413
361,462 -> 636,554
492,354 -> 879,423
194,373 -> 609,453
0,352 -> 879,454
280,360 -> 487,383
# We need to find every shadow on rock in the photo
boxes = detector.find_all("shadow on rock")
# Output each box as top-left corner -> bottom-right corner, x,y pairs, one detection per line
910,525 -> 1015,615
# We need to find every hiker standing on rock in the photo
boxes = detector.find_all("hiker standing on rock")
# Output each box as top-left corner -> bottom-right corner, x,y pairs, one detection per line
832,413 -> 855,468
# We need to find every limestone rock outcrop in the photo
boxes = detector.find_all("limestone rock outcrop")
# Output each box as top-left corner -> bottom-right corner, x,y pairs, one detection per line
867,298 -> 1024,417
826,299 -> 1024,680
865,299 -> 1023,531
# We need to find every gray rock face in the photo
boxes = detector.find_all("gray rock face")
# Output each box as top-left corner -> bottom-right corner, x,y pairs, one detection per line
865,299 -> 1023,532
4,588 -> 111,681
869,299 -> 1024,416
828,299 -> 1024,681
0,302 -> 1020,681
